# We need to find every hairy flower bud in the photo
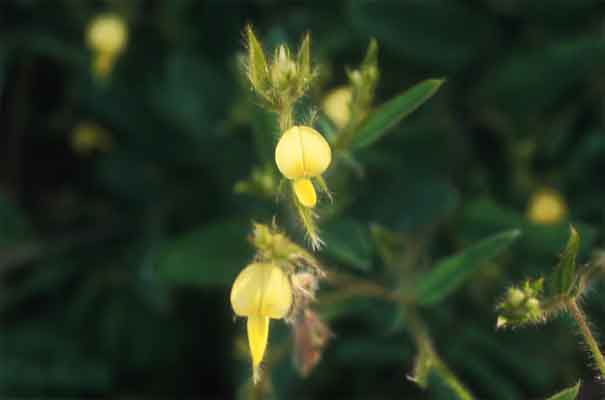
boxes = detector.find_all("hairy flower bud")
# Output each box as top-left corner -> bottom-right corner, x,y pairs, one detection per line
271,45 -> 297,88
496,278 -> 545,329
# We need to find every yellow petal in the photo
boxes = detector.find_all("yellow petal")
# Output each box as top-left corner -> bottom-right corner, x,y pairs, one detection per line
230,263 -> 293,319
293,178 -> 317,208
275,126 -> 331,180
301,127 -> 332,177
247,315 -> 269,374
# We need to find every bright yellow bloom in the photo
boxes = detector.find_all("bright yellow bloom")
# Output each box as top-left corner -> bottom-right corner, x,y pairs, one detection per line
322,86 -> 352,129
230,263 -> 293,383
527,188 -> 568,225
275,126 -> 331,208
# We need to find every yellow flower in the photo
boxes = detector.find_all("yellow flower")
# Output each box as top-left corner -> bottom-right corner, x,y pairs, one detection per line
275,126 -> 331,208
230,263 -> 293,382
322,86 -> 352,129
86,14 -> 128,78
87,14 -> 128,54
527,187 -> 568,225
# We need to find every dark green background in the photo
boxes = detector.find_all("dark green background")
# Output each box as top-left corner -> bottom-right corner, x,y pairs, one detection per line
1,0 -> 605,399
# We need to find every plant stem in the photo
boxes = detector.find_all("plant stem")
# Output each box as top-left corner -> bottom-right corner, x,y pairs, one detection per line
407,308 -> 475,400
567,299 -> 605,379
278,103 -> 293,132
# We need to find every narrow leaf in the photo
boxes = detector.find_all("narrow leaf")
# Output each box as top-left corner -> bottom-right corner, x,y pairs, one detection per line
361,38 -> 379,69
245,25 -> 269,92
417,229 -> 521,306
297,32 -> 311,78
351,78 -> 444,149
548,225 -> 580,297
546,381 -> 581,400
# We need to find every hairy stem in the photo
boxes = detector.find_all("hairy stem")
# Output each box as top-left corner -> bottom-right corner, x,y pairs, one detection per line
278,103 -> 293,132
567,299 -> 605,379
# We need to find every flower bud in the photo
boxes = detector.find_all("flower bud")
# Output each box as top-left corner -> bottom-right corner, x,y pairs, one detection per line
496,279 -> 545,329
322,86 -> 353,129
507,287 -> 525,307
230,263 -> 293,382
271,45 -> 297,88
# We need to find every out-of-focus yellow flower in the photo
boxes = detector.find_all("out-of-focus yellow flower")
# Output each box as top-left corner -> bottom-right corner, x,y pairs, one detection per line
275,126 -> 331,208
527,187 -> 568,225
322,86 -> 352,129
71,122 -> 112,155
230,263 -> 293,383
87,14 -> 128,54
86,14 -> 128,78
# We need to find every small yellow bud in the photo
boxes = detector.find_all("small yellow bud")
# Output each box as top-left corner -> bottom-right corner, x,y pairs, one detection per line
322,86 -> 352,129
230,263 -> 293,382
274,126 -> 331,208
527,187 -> 568,225
87,14 -> 128,55
526,298 -> 541,314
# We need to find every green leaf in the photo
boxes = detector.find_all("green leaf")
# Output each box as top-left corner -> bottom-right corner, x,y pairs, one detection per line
417,229 -> 521,306
548,225 -> 580,297
322,219 -> 373,272
546,381 -> 581,400
351,78 -> 444,149
245,25 -> 270,93
155,220 -> 253,287
297,32 -> 311,79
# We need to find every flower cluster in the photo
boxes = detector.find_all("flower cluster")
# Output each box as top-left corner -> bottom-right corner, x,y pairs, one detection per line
496,278 -> 545,328
242,26 -> 333,248
244,26 -> 314,112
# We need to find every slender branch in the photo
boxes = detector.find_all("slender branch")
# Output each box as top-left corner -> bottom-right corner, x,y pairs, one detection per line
567,299 -> 605,379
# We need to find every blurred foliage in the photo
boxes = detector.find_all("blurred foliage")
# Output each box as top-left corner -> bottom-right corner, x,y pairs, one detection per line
1,0 -> 605,399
